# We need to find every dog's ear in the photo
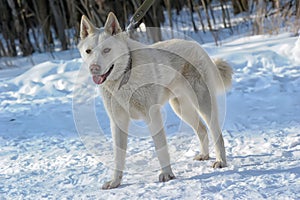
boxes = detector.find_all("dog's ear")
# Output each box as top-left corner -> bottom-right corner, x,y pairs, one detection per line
104,12 -> 122,35
80,15 -> 96,39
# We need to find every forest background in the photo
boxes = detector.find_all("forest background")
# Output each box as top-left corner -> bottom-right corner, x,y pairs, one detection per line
0,0 -> 299,58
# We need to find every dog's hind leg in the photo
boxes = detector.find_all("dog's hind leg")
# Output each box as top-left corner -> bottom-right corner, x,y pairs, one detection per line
147,105 -> 176,182
197,90 -> 227,168
169,97 -> 209,161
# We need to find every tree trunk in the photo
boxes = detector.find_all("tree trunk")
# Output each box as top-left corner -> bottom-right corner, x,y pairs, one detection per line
253,0 -> 266,35
201,0 -> 212,31
195,3 -> 206,33
49,0 -> 67,50
188,0 -> 198,32
0,39 -> 7,58
164,0 -> 173,29
7,0 -> 34,56
201,0 -> 218,45
232,0 -> 248,15
297,0 -> 300,19
0,0 -> 17,56
33,0 -> 53,50
144,0 -> 163,42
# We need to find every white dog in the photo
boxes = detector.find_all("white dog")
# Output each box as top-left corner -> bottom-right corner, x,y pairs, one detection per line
78,12 -> 232,189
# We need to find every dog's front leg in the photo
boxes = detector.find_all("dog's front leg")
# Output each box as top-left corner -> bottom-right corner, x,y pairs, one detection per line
147,106 -> 175,182
102,117 -> 129,190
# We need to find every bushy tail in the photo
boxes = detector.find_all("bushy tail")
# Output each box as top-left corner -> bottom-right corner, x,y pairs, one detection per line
213,58 -> 233,92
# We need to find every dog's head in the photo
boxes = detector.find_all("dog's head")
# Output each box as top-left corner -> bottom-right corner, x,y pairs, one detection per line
78,12 -> 130,85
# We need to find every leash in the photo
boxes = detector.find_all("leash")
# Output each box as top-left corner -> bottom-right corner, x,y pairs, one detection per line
126,0 -> 155,32
119,0 -> 154,89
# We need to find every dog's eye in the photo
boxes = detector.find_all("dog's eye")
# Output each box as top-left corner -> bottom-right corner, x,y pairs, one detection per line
85,49 -> 92,54
103,48 -> 111,54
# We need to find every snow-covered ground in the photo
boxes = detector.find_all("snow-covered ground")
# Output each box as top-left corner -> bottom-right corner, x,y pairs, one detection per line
0,33 -> 299,199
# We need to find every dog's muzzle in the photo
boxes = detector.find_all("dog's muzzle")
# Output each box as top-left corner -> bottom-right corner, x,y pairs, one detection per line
90,64 -> 114,85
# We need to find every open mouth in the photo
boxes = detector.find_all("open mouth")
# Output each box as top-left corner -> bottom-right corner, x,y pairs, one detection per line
92,64 -> 114,85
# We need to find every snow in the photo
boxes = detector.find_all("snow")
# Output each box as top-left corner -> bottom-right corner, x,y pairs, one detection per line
0,33 -> 300,199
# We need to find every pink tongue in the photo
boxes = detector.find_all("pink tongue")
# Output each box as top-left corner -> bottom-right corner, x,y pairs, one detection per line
92,75 -> 106,85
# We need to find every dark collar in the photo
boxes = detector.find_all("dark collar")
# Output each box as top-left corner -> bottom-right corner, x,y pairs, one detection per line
118,50 -> 132,90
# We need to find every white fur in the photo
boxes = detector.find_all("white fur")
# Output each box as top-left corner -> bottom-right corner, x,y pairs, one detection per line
78,12 -> 233,189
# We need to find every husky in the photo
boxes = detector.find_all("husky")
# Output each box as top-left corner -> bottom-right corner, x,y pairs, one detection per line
78,12 -> 232,189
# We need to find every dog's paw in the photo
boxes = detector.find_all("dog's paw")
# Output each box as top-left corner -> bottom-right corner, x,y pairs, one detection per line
102,179 -> 121,190
159,172 -> 176,182
193,154 -> 209,161
212,161 -> 227,168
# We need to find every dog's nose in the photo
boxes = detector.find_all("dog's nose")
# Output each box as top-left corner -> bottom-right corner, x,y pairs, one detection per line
89,64 -> 101,74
